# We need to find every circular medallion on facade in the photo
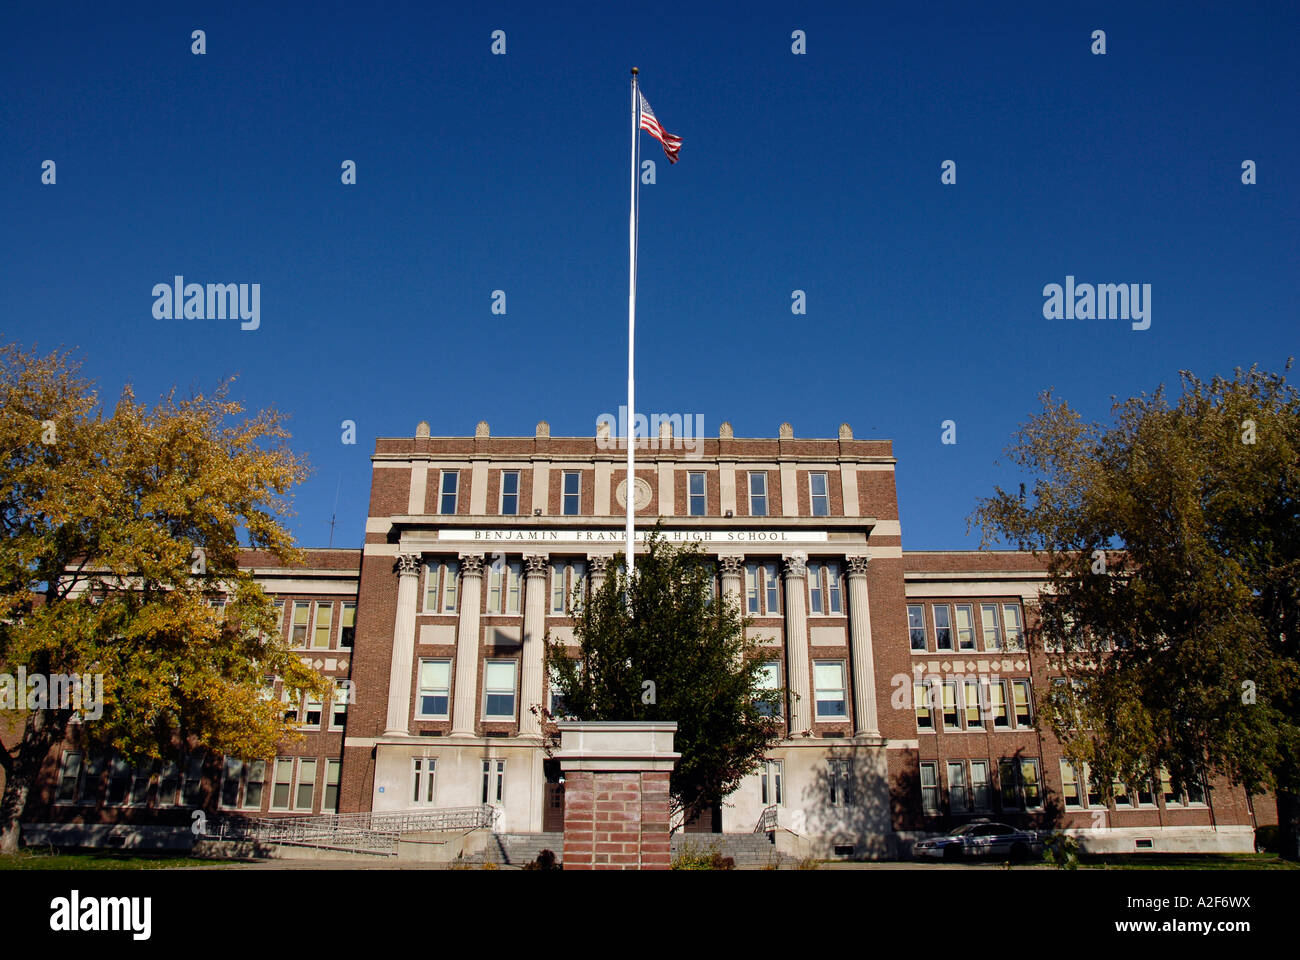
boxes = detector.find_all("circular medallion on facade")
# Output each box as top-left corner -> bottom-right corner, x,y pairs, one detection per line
615,477 -> 653,510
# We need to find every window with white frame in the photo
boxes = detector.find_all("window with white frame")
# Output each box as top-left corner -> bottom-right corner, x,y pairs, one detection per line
827,758 -> 853,806
243,760 -> 266,811
955,604 -> 976,650
271,758 -> 293,810
106,757 -> 132,806
947,760 -> 969,813
744,562 -> 780,616
482,759 -> 506,804
999,758 -> 1042,810
549,663 -> 576,719
220,757 -> 245,809
295,758 -> 317,812
56,751 -> 82,803
1060,759 -> 1082,808
339,602 -> 356,647
809,472 -> 829,516
312,601 -> 333,649
265,597 -> 284,641
933,604 -> 953,651
562,471 -> 580,516
551,560 -> 588,615
980,603 -> 1001,651
324,759 -> 341,812
1011,679 -> 1033,727
500,470 -> 520,515
908,604 -> 927,651
486,559 -> 522,614
813,661 -> 846,719
290,601 -> 310,646
483,660 -> 517,719
1112,779 -> 1131,808
807,561 -> 842,615
331,680 -> 350,729
1135,777 -> 1156,807
963,678 -> 984,729
755,661 -> 782,718
749,471 -> 768,516
1003,604 -> 1024,651
280,681 -> 299,724
970,760 -> 991,811
303,693 -> 323,729
417,660 -> 451,718
158,761 -> 180,806
989,680 -> 1010,728
759,760 -> 783,806
128,761 -> 155,806
181,754 -> 204,806
920,761 -> 940,814
914,678 -> 935,730
688,471 -> 706,516
1160,766 -> 1206,807
940,680 -> 959,730
72,756 -> 100,805
413,757 -> 436,804
439,471 -> 459,514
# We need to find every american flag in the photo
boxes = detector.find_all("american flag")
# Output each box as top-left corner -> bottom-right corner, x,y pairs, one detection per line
638,90 -> 682,164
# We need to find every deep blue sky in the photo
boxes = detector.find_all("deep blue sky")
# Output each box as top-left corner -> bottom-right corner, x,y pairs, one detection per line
2,2 -> 1296,549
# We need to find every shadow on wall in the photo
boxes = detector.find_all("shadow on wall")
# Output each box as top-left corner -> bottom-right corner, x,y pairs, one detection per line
802,744 -> 894,859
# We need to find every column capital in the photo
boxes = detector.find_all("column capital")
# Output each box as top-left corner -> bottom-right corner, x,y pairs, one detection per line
524,554 -> 549,577
459,554 -> 485,576
718,555 -> 743,576
846,556 -> 870,578
397,553 -> 422,577
588,555 -> 610,574
782,552 -> 807,579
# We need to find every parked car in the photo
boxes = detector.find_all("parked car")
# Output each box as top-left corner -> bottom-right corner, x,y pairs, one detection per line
913,821 -> 1042,861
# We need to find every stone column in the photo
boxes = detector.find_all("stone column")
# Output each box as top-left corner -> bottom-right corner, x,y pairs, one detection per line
846,556 -> 881,738
588,555 -> 609,591
719,555 -> 743,605
450,554 -> 484,737
782,553 -> 812,735
520,555 -> 548,738
383,553 -> 422,737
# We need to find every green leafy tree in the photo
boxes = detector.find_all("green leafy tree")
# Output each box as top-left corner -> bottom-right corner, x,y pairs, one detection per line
543,528 -> 783,828
971,363 -> 1300,858
0,341 -> 325,852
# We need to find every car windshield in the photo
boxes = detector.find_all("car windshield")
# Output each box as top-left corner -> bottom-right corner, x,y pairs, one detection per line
947,825 -> 979,836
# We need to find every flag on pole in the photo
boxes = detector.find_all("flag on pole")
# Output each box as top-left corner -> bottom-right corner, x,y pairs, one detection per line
638,90 -> 682,164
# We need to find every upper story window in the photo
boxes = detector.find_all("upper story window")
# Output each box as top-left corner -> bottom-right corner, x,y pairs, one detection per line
980,603 -> 1002,650
424,561 -> 459,613
955,604 -> 976,650
339,602 -> 356,647
562,472 -> 580,516
439,471 -> 459,514
807,561 -> 842,615
745,562 -> 781,616
749,472 -> 768,516
291,601 -> 310,646
551,560 -> 588,615
487,559 -> 522,615
500,471 -> 520,515
312,602 -> 333,649
1002,603 -> 1025,651
688,472 -> 706,516
933,604 -> 953,651
809,472 -> 829,516
755,662 -> 782,718
813,661 -> 847,719
908,605 -> 927,651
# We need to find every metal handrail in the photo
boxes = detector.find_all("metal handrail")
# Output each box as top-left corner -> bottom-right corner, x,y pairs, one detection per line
754,805 -> 778,833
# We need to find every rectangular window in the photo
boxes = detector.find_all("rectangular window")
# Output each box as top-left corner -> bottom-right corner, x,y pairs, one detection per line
990,680 -> 1009,728
1112,779 -> 1131,808
57,752 -> 82,803
77,756 -> 103,804
324,760 -> 341,812
941,680 -> 959,730
813,661 -> 846,719
809,562 -> 841,615
484,660 -> 517,718
764,564 -> 779,614
181,755 -> 204,806
1012,679 -> 1032,727
749,472 -> 768,516
964,678 -> 983,729
920,762 -> 940,814
999,759 -> 1020,809
158,761 -> 180,806
562,471 -> 580,516
1136,777 -> 1156,807
908,605 -> 927,651
980,603 -> 1002,651
915,679 -> 935,730
339,602 -> 356,648
970,760 -> 991,811
1061,760 -> 1081,808
487,560 -> 522,614
331,680 -> 349,729
105,757 -> 132,806
443,561 -> 459,612
281,680 -> 300,724
1185,775 -> 1206,806
424,562 -> 441,612
760,760 -> 784,806
549,665 -> 573,719
827,758 -> 852,806
221,757 -> 244,809
312,603 -> 333,649
809,472 -> 829,516
1002,604 -> 1024,651
413,758 -> 436,804
688,471 -> 706,516
1020,759 -> 1042,809
1084,763 -> 1101,808
418,660 -> 451,718
291,601 -> 310,646
809,566 -> 823,614
272,758 -> 293,810
440,471 -> 459,514
955,604 -> 976,650
745,562 -> 779,616
243,761 -> 266,810
295,758 -> 317,811
129,762 -> 155,806
265,598 -> 284,640
303,694 -> 322,729
500,471 -> 520,515
756,662 -> 782,718
933,605 -> 953,651
482,759 -> 505,804
947,761 -> 969,813
998,758 -> 1042,810
551,561 -> 588,615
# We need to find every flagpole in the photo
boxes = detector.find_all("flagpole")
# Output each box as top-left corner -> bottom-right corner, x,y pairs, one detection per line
626,66 -> 640,605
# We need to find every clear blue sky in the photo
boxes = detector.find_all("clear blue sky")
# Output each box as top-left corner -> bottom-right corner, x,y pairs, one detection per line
2,1 -> 1295,549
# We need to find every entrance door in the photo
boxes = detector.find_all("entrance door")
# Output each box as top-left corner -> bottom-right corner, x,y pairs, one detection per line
683,802 -> 722,833
542,759 -> 565,832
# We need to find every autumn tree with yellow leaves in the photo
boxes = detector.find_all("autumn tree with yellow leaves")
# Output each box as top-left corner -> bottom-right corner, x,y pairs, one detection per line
0,340 -> 325,852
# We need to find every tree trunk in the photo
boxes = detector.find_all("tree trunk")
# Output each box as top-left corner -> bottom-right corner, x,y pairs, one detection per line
1277,789 -> 1300,861
0,775 -> 30,854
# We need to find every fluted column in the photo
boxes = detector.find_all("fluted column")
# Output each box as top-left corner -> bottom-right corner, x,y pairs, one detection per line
781,553 -> 812,736
846,556 -> 881,738
520,555 -> 548,738
450,554 -> 484,736
588,555 -> 609,592
719,555 -> 743,605
383,554 -> 422,737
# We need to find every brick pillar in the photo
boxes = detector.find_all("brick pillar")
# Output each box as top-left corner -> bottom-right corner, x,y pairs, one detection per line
556,722 -> 679,870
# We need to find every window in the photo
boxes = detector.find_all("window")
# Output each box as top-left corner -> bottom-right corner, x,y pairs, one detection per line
102,757 -> 131,806
442,561 -> 459,612
129,762 -> 155,806
1112,779 -> 1131,808
500,471 -> 520,515
483,660 -> 517,719
828,759 -> 854,806
291,601 -> 310,646
955,604 -> 976,650
1012,679 -> 1033,727
755,662 -> 782,718
980,603 -> 1002,650
914,679 -> 935,730
413,758 -> 436,804
551,560 -> 587,615
331,680 -> 349,729
181,754 -> 205,806
940,680 -> 959,730
158,761 -> 180,806
745,562 -> 780,616
813,661 -> 846,719
243,761 -> 266,810
549,665 -> 573,719
1021,759 -> 1042,808
999,758 -> 1043,809
688,472 -> 706,516
324,760 -> 341,812
947,761 -> 969,812
749,472 -> 768,516
970,760 -> 991,811
440,471 -> 459,514
265,598 -> 284,640
933,605 -> 953,651
990,680 -> 1009,728
1135,777 -> 1156,807
963,678 -> 983,729
482,759 -> 506,804
908,605 -> 927,651
221,758 -> 244,809
920,762 -> 940,814
339,603 -> 356,648
808,562 -> 842,615
272,758 -> 293,810
760,760 -> 784,806
1084,763 -> 1101,808
1061,760 -> 1081,808
281,681 -> 299,724
295,758 -> 317,811
303,693 -> 323,729
1003,604 -> 1024,651
562,471 -> 580,516
487,560 -> 522,614
1159,766 -> 1205,807
809,472 -> 829,516
57,752 -> 82,803
77,756 -> 103,804
311,603 -> 333,649
417,660 -> 451,718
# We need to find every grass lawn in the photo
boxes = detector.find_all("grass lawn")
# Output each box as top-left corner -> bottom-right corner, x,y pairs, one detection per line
1076,852 -> 1298,870
0,849 -> 236,870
